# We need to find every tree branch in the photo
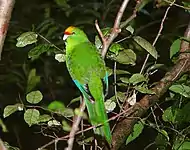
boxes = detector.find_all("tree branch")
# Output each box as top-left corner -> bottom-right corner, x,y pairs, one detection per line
0,0 -> 15,60
110,20 -> 190,150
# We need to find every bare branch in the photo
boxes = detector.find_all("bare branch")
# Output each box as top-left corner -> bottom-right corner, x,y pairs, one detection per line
110,20 -> 190,150
0,0 -> 15,60
101,0 -> 131,59
65,99 -> 86,150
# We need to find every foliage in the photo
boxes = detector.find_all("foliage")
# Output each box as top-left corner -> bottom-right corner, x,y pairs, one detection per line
0,0 -> 190,149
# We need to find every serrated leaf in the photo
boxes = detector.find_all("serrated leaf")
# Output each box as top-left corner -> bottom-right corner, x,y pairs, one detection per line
126,121 -> 144,145
109,49 -> 136,65
129,73 -> 147,85
104,99 -> 116,113
27,68 -> 40,93
55,54 -> 66,62
3,103 -> 24,118
28,44 -> 53,60
109,43 -> 124,55
62,120 -> 71,132
26,90 -> 43,104
16,32 -> 38,47
24,109 -> 40,126
135,85 -> 155,94
133,36 -> 157,59
170,39 -> 181,58
38,114 -> 52,123
169,84 -> 190,98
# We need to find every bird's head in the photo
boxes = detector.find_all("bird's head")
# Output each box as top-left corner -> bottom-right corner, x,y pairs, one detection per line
63,26 -> 88,42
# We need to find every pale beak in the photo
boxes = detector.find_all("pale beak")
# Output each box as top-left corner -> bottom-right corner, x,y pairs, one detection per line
63,34 -> 69,41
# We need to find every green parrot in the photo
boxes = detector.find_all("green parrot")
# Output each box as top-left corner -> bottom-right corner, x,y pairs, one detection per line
63,26 -> 111,144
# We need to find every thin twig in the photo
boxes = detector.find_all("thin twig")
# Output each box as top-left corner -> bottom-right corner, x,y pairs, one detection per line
65,99 -> 86,150
140,0 -> 176,74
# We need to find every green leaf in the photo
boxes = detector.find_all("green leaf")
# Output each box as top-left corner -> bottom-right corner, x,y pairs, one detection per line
28,44 -> 53,60
155,129 -> 169,149
109,49 -> 136,65
162,106 -> 180,123
135,85 -> 155,94
174,141 -> 190,150
48,120 -> 61,127
38,114 -> 52,123
169,84 -> 190,98
109,43 -> 124,55
104,99 -> 116,113
170,39 -> 181,58
27,68 -> 40,93
120,77 -> 130,84
16,32 -> 38,47
24,109 -> 40,126
126,25 -> 134,34
26,90 -> 43,104
0,119 -> 8,132
3,103 -> 24,118
68,97 -> 80,106
61,108 -> 74,117
133,36 -> 158,59
126,121 -> 144,145
129,73 -> 147,85
62,120 -> 71,132
48,101 -> 65,111
146,64 -> 165,73
55,53 -> 66,62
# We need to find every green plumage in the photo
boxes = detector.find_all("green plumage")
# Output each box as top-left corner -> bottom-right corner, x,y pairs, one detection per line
64,27 -> 111,144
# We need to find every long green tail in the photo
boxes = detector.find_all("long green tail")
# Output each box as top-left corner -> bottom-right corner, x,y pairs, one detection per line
84,95 -> 111,144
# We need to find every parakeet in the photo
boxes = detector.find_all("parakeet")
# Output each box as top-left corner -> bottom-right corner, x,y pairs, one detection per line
63,26 -> 111,144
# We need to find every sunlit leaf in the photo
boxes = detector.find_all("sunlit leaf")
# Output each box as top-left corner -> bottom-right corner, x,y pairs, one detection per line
16,32 -> 38,47
48,119 -> 61,126
169,84 -> 190,98
55,53 -> 66,62
133,36 -> 157,59
48,101 -> 65,111
26,90 -> 43,104
127,91 -> 136,105
126,25 -> 134,34
129,73 -> 147,85
109,43 -> 124,55
126,121 -> 144,145
170,39 -> 181,58
104,99 -> 116,113
3,103 -> 24,118
24,109 -> 40,126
